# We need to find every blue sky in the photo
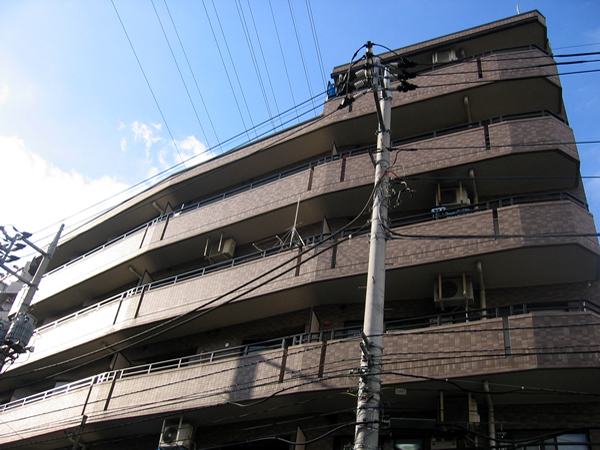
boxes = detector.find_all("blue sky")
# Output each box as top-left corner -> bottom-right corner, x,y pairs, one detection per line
0,0 -> 599,247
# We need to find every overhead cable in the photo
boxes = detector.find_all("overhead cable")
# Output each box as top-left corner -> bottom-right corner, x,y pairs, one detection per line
201,0 -> 250,138
211,0 -> 256,135
246,0 -> 282,127
150,0 -> 210,147
110,0 -> 185,165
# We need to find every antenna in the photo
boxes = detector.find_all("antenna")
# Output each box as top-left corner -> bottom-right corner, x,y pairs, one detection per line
289,200 -> 305,248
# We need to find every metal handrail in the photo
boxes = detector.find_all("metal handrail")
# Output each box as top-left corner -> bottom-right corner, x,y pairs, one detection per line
36,288 -> 137,333
2,298 -> 597,413
389,191 -> 588,229
45,110 -> 567,278
36,190 -> 588,334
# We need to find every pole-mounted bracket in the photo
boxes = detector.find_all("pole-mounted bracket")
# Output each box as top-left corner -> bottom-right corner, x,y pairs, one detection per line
361,331 -> 383,351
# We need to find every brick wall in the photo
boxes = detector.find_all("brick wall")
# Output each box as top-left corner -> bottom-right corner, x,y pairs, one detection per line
324,47 -> 557,118
21,201 -> 599,374
1,310 -> 597,447
35,113 -> 580,310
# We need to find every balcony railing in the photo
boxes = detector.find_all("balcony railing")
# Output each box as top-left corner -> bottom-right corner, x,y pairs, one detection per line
3,299 -> 598,414
45,109 -> 568,278
333,44 -> 551,91
36,190 -> 588,334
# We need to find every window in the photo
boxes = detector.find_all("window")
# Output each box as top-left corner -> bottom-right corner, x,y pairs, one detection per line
432,49 -> 457,64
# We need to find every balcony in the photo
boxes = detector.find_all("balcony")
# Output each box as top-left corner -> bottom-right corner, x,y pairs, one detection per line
4,196 -> 597,391
33,112 -> 581,319
325,46 -> 563,140
49,43 -> 565,273
0,300 -> 598,448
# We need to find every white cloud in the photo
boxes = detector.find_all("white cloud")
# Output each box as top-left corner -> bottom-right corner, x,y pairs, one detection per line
0,84 -> 8,105
118,122 -> 126,131
132,121 -> 163,157
146,166 -> 159,179
126,121 -> 212,180
157,146 -> 169,167
176,135 -> 211,168
0,135 -> 129,240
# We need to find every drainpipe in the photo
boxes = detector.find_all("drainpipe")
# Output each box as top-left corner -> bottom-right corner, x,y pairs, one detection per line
439,390 -> 445,423
477,261 -> 487,311
469,169 -> 479,204
151,201 -> 163,215
484,381 -> 496,447
463,96 -> 472,123
128,265 -> 142,281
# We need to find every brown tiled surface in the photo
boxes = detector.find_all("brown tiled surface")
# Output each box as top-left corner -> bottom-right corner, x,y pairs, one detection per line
1,310 -> 597,445
35,112 -> 578,306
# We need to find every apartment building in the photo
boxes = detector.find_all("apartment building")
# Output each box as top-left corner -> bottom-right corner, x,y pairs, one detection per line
0,10 -> 598,450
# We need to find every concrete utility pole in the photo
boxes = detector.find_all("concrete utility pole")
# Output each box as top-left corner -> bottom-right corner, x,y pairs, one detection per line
0,225 -> 63,370
353,43 -> 392,450
11,224 -> 64,317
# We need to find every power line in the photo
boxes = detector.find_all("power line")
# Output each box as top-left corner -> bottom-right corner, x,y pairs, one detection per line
287,0 -> 315,113
373,41 -> 600,64
162,0 -> 221,148
110,0 -> 185,165
235,0 -> 273,126
3,336 -> 596,432
554,42 -> 600,49
150,0 -> 210,148
414,58 -> 600,78
246,0 -> 282,127
305,0 -> 327,90
14,94 -> 328,261
268,0 -> 298,116
2,315 -> 598,441
211,0 -> 256,135
0,183 -> 374,383
2,337 -> 597,445
25,88 -> 328,247
4,304 -> 598,424
27,48 -> 600,245
394,140 -> 600,152
5,340 -> 594,443
20,37 -> 600,247
7,44 -> 596,372
201,0 -> 250,139
386,229 -> 600,240
0,351 -> 356,440
411,69 -> 600,90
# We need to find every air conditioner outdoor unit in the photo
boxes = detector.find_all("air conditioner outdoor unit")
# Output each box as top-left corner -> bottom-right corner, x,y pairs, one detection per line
204,235 -> 236,263
436,187 -> 470,208
434,276 -> 474,307
158,418 -> 194,449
